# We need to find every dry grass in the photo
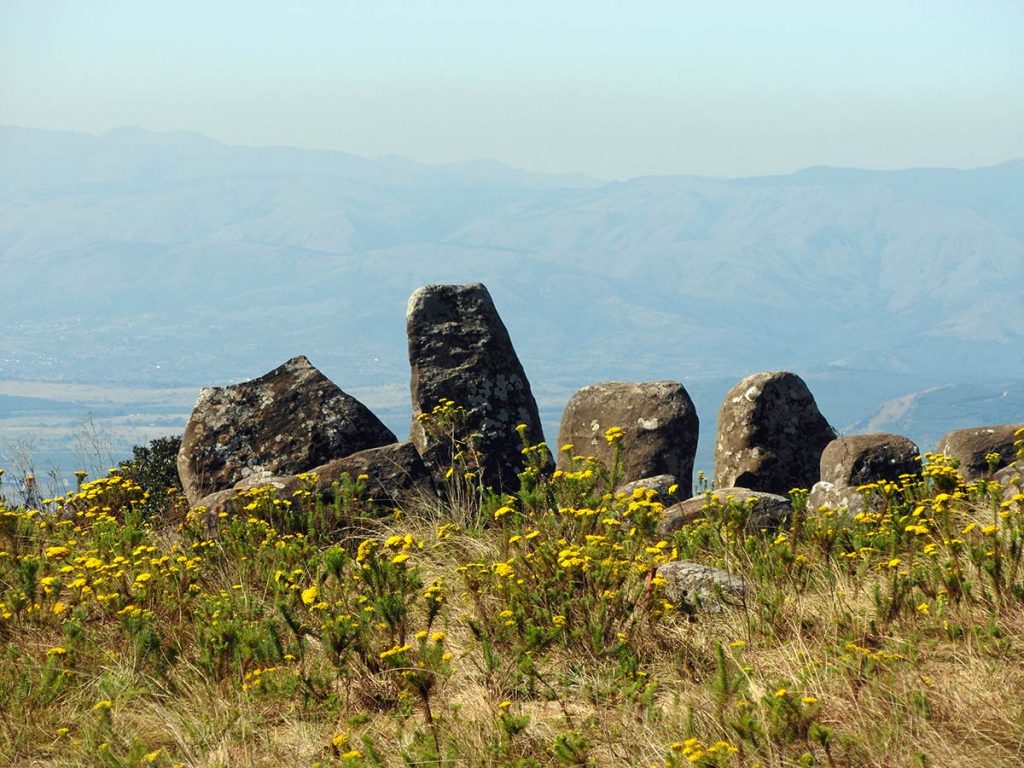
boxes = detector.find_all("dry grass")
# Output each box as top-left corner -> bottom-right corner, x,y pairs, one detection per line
2,444 -> 1024,767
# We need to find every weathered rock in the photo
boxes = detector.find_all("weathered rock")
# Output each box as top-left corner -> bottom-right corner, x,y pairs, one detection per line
995,462 -> 1023,504
935,424 -> 1024,482
307,441 -> 433,507
819,433 -> 920,487
615,474 -> 684,505
806,481 -> 867,516
190,443 -> 432,523
178,355 -> 397,504
557,381 -> 698,495
808,433 -> 920,514
713,371 -> 835,495
659,487 -> 791,536
407,283 -> 550,492
190,488 -> 239,519
657,560 -> 750,612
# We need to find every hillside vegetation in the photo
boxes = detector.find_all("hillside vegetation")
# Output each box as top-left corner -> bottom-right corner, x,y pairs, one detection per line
1,423 -> 1023,767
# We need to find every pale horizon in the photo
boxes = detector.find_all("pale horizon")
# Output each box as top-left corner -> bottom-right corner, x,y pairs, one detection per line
3,1 -> 1022,179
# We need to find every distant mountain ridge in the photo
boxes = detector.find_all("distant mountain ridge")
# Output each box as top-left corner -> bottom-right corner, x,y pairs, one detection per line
0,126 -> 1021,473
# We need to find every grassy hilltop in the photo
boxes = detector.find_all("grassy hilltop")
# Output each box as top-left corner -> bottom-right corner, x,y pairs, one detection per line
2,419 -> 1023,768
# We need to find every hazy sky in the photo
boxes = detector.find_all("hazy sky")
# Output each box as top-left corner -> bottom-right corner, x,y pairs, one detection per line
2,1 -> 1021,178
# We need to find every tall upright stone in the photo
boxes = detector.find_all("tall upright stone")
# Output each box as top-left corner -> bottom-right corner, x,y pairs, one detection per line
714,371 -> 835,495
177,355 -> 396,504
407,283 -> 550,492
556,381 -> 698,495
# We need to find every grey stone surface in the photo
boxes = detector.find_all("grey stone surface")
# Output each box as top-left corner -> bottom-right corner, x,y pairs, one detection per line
615,474 -> 684,505
659,487 -> 791,536
177,355 -> 396,503
807,481 -> 866,516
407,283 -> 550,492
713,371 -> 835,495
307,441 -> 433,506
935,424 -> 1024,482
995,462 -> 1023,506
658,560 -> 750,612
557,381 -> 699,495
190,443 -> 433,521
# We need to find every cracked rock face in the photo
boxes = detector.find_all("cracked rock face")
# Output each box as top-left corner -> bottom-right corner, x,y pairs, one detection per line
407,283 -> 550,492
557,381 -> 698,495
935,424 -> 1024,482
177,355 -> 396,503
713,371 -> 835,495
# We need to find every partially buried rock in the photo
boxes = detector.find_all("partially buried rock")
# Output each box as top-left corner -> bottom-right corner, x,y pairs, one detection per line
407,283 -> 550,492
819,433 -> 920,486
557,381 -> 699,495
659,487 -> 791,536
995,462 -> 1023,504
306,441 -> 433,507
714,371 -> 835,495
935,424 -> 1024,482
808,433 -> 920,514
190,442 -> 433,522
615,474 -> 684,506
657,561 -> 750,612
178,355 -> 397,504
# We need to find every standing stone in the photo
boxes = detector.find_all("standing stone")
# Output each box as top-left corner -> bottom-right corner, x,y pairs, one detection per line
935,424 -> 1024,482
714,371 -> 835,495
557,381 -> 698,495
178,355 -> 396,504
407,283 -> 550,492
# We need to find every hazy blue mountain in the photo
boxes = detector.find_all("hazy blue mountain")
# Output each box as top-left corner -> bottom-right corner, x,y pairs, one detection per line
1,126 -> 1021,480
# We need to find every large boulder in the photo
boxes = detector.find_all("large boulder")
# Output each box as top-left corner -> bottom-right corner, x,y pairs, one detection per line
556,381 -> 699,495
407,283 -> 550,492
819,433 -> 920,487
935,424 -> 1024,482
178,355 -> 396,504
659,487 -> 791,536
713,371 -> 835,495
808,433 -> 920,514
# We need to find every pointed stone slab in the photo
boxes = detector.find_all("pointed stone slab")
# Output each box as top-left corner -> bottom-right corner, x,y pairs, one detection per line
407,283 -> 549,492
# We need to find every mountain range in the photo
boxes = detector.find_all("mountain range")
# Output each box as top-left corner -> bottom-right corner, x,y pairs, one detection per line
1,126 -> 1021,480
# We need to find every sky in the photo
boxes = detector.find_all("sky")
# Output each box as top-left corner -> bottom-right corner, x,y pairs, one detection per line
1,0 -> 1022,179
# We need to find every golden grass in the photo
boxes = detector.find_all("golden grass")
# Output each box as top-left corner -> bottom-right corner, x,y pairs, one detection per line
2,441 -> 1024,767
